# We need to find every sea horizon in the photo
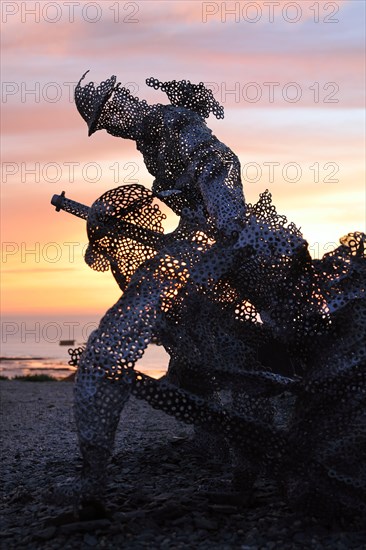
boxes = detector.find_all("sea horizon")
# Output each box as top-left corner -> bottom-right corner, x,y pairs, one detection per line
0,314 -> 169,379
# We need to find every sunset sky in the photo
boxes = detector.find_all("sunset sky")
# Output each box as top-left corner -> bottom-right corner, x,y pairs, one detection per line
1,0 -> 365,317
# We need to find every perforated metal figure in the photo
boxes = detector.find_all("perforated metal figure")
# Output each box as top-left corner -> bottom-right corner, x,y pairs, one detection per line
61,73 -> 366,522
76,72 -> 246,238
73,73 -> 253,487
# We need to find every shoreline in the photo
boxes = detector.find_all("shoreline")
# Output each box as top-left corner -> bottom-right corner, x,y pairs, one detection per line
0,346 -> 168,381
1,381 -> 365,549
0,373 -> 75,381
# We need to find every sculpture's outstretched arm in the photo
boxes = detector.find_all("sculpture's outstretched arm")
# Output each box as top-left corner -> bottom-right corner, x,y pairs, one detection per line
196,151 -> 246,237
177,123 -> 247,238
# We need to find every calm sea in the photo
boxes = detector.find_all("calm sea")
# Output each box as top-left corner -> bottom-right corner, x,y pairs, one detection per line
0,315 -> 170,380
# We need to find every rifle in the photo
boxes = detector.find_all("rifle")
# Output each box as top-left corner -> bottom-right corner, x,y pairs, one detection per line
51,190 -> 166,249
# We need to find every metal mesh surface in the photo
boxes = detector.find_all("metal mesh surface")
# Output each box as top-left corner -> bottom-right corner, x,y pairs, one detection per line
61,73 -> 366,521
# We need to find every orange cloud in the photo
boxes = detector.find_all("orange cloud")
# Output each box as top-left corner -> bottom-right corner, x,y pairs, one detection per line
1,0 -> 363,317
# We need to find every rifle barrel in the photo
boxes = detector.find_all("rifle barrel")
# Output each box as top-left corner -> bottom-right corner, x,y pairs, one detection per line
51,191 -> 166,249
51,192 -> 89,220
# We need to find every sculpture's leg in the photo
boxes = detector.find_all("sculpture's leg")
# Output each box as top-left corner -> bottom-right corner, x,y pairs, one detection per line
230,390 -> 274,491
166,358 -> 229,461
74,367 -> 131,496
131,372 -> 285,474
74,272 -> 162,497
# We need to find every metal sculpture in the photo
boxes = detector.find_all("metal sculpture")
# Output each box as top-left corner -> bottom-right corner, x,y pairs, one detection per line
51,72 -> 366,522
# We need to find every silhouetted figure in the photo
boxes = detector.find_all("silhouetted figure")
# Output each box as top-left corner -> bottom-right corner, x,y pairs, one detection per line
60,73 -> 366,522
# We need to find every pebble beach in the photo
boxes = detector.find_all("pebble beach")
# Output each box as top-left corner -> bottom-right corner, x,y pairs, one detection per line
1,380 -> 365,549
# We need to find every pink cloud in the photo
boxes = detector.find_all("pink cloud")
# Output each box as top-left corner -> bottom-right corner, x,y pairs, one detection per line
1,0 -> 363,316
